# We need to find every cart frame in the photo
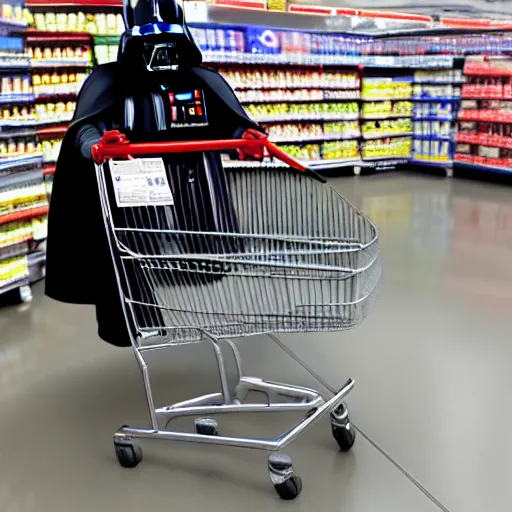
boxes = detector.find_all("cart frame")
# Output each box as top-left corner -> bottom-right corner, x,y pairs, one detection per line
92,130 -> 368,500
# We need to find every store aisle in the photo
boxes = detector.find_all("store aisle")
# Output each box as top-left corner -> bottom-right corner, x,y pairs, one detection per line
0,173 -> 510,511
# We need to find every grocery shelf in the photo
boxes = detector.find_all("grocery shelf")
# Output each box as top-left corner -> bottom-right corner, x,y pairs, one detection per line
412,97 -> 460,101
31,59 -> 92,68
361,113 -> 412,120
458,112 -> 512,123
254,114 -> 359,123
26,30 -> 93,42
361,97 -> 412,102
0,277 -> 30,297
0,205 -> 49,227
0,128 -> 36,139
272,133 -> 360,143
456,132 -> 512,150
0,57 -> 31,70
240,95 -> 360,104
410,158 -> 453,167
362,132 -> 413,140
234,85 -> 360,91
412,115 -> 454,121
414,80 -> 465,85
454,160 -> 512,175
0,242 -> 30,262
94,35 -> 121,45
0,154 -> 43,171
0,94 -> 35,105
362,155 -> 411,161
203,52 -> 454,69
34,92 -> 77,101
462,95 -> 512,100
413,134 -> 451,141
0,17 -> 28,29
37,125 -> 68,138
0,169 -> 44,190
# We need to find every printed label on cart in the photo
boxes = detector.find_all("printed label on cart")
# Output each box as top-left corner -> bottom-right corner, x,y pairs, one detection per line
110,158 -> 174,208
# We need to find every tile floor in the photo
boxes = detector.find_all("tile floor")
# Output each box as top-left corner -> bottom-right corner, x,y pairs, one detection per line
1,173 -> 511,511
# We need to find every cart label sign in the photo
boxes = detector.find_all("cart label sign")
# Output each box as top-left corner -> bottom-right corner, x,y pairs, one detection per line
110,158 -> 174,208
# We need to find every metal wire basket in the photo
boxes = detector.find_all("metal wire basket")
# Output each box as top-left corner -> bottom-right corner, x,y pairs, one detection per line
97,146 -> 380,346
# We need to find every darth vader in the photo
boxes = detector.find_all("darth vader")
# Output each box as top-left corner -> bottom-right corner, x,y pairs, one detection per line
45,0 -> 263,346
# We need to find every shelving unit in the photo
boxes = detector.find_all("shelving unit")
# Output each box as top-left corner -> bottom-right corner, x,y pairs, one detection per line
0,2 -> 48,302
455,56 -> 512,173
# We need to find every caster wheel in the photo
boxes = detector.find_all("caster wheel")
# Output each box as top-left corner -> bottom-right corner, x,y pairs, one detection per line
274,475 -> 303,500
331,403 -> 356,452
115,443 -> 143,468
268,453 -> 302,500
195,418 -> 218,436
332,423 -> 356,452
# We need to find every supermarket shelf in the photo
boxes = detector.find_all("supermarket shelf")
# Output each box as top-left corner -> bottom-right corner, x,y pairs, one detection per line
272,134 -> 360,143
240,95 -> 360,104
234,85 -> 360,91
203,52 -> 454,69
362,132 -> 413,140
462,95 -> 512,100
410,158 -> 453,167
361,97 -> 412,102
361,113 -> 412,120
0,205 -> 49,226
0,17 -> 28,29
254,114 -> 359,123
0,94 -> 35,105
362,155 -> 410,162
0,57 -> 31,70
0,128 -> 36,139
458,112 -> 512,124
31,59 -> 92,68
456,132 -> 512,150
26,30 -> 94,42
0,242 -> 30,262
412,97 -> 460,102
412,115 -> 454,121
414,80 -> 465,85
34,92 -> 77,101
454,160 -> 512,175
0,153 -> 43,171
413,134 -> 452,141
0,169 -> 43,190
37,125 -> 68,138
0,277 -> 29,298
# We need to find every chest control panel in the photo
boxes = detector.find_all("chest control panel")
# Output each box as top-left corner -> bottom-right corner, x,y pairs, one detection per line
168,89 -> 208,128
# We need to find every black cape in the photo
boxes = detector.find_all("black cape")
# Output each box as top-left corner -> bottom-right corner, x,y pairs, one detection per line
45,62 -> 262,346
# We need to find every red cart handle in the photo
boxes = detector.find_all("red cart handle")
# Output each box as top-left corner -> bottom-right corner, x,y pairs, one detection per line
91,129 -> 310,174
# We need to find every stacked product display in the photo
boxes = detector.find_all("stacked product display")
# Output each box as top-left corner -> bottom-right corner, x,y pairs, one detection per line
456,57 -> 512,172
411,69 -> 462,165
0,1 -> 48,302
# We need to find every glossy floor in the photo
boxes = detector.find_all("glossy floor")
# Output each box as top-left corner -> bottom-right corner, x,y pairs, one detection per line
1,173 -> 510,512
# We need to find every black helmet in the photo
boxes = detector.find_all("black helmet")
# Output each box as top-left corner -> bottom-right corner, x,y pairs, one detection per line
120,0 -> 202,70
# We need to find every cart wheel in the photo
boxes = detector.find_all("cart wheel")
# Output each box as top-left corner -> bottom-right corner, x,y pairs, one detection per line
274,475 -> 303,500
332,423 -> 356,452
195,418 -> 218,436
330,403 -> 356,452
268,453 -> 302,500
115,443 -> 143,468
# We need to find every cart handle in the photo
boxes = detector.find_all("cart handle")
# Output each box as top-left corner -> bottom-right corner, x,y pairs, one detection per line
91,129 -> 326,183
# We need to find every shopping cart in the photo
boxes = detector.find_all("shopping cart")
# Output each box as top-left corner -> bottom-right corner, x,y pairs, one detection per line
92,129 -> 380,500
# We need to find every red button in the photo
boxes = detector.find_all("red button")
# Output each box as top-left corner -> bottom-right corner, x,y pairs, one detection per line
194,89 -> 200,99
168,93 -> 175,104
196,107 -> 203,116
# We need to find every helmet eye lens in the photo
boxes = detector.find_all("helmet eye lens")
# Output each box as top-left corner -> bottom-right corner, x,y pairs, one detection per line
144,42 -> 178,71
